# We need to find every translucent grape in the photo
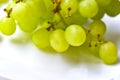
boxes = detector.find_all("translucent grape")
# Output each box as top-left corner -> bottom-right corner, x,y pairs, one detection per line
53,13 -> 61,23
11,2 -> 39,32
0,17 -> 16,36
27,0 -> 47,18
89,20 -> 106,38
54,21 -> 66,30
105,0 -> 120,17
61,0 -> 78,16
43,0 -> 54,20
17,17 -> 39,32
32,29 -> 50,49
95,0 -> 113,7
99,42 -> 118,64
65,25 -> 86,46
65,11 -> 88,25
49,29 -> 69,52
88,39 -> 105,57
79,0 -> 98,18
11,2 -> 29,21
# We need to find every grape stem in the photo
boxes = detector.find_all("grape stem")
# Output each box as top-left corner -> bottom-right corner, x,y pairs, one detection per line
46,22 -> 55,31
52,0 -> 68,27
4,8 -> 12,18
16,0 -> 23,3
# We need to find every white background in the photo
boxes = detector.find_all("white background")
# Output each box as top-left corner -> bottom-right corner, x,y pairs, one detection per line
0,2 -> 120,80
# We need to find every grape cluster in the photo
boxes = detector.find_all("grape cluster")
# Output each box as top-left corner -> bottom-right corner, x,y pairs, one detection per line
0,0 -> 120,64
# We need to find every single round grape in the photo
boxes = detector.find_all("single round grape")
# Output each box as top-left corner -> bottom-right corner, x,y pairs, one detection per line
27,0 -> 47,18
89,20 -> 106,38
11,2 -> 39,32
11,2 -> 29,21
65,25 -> 86,46
79,0 -> 98,18
105,0 -> 120,17
0,17 -> 16,36
61,0 -> 78,16
95,0 -> 113,7
32,28 -> 50,49
49,29 -> 69,52
99,42 -> 118,64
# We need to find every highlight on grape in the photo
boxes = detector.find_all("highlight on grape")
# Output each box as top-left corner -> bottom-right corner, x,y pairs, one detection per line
0,0 -> 120,64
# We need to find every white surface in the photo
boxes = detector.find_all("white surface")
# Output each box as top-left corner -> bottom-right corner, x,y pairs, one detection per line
0,3 -> 120,80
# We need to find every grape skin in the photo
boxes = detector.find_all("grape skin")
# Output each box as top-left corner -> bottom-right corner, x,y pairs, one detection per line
32,29 -> 50,49
99,42 -> 118,64
0,17 -> 16,36
79,0 -> 98,18
89,20 -> 106,38
11,2 -> 39,32
95,0 -> 113,7
105,0 -> 120,17
49,29 -> 69,52
61,0 -> 78,16
65,25 -> 86,46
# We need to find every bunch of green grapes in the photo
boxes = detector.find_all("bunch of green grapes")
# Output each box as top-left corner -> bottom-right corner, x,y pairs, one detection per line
0,0 -> 120,64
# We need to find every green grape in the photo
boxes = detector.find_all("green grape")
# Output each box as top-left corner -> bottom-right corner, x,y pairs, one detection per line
65,11 -> 88,25
49,29 -> 69,52
27,0 -> 47,18
53,13 -> 67,30
89,20 -> 106,38
79,0 -> 98,18
105,0 -> 120,17
11,2 -> 39,32
32,28 -> 50,49
87,39 -> 105,57
54,21 -> 66,30
43,0 -> 54,20
11,2 -> 29,21
53,13 -> 61,23
17,15 -> 39,32
95,0 -> 112,7
61,0 -> 78,16
27,0 -> 49,25
65,25 -> 86,46
99,42 -> 118,64
91,6 -> 105,20
0,17 -> 16,36
0,0 -> 8,4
